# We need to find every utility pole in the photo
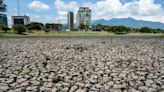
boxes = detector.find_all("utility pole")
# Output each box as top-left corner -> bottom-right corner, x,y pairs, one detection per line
17,0 -> 19,16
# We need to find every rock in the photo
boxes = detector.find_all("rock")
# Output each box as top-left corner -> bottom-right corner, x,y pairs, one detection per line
145,79 -> 154,87
52,87 -> 58,91
129,88 -> 140,92
46,82 -> 53,88
75,89 -> 85,92
0,85 -> 9,91
26,86 -> 32,91
147,88 -> 156,92
69,85 -> 78,92
138,86 -> 148,91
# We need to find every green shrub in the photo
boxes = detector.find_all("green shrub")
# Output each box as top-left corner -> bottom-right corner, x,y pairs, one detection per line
106,26 -> 130,34
26,22 -> 44,31
44,29 -> 50,33
13,24 -> 26,34
139,27 -> 152,33
79,23 -> 89,31
0,25 -> 10,33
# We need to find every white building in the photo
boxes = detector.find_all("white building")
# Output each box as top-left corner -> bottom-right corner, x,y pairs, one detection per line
76,7 -> 91,28
11,15 -> 30,25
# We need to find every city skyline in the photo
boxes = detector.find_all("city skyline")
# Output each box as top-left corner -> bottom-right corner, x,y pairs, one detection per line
3,0 -> 164,27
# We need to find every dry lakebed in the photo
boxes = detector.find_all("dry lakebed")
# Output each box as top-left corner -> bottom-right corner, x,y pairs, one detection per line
0,36 -> 164,92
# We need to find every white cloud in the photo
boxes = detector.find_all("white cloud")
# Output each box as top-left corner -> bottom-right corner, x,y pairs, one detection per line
138,0 -> 162,16
84,0 -> 164,23
54,0 -> 164,23
56,11 -> 67,21
28,14 -> 56,24
54,0 -> 79,23
54,0 -> 78,10
28,1 -> 50,11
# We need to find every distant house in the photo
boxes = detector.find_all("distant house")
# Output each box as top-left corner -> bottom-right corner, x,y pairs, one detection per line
11,15 -> 30,25
45,23 -> 62,31
0,13 -> 7,26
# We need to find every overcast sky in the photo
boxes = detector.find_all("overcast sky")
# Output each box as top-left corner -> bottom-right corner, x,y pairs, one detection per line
4,0 -> 164,26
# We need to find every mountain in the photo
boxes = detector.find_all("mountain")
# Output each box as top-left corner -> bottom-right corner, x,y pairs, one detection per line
93,17 -> 164,29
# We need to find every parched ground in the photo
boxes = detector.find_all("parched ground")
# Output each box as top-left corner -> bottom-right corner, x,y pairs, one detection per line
0,37 -> 164,92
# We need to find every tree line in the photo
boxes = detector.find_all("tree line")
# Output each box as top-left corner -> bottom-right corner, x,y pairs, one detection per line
78,23 -> 164,34
0,0 -> 163,34
0,22 -> 63,34
0,23 -> 164,34
91,24 -> 164,34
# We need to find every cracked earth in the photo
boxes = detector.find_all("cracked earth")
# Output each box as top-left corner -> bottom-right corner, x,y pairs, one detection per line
0,37 -> 164,92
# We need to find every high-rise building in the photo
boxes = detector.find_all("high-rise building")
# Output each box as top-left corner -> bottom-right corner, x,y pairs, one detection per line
0,13 -> 7,25
76,7 -> 91,28
67,12 -> 74,31
11,15 -> 30,25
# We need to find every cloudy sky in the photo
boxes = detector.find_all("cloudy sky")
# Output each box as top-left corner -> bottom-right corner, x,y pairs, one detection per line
4,0 -> 164,25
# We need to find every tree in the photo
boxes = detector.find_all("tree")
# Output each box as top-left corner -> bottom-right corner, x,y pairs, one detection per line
103,26 -> 111,32
132,28 -> 140,33
94,24 -> 110,31
95,24 -> 102,31
78,23 -> 89,31
153,28 -> 164,33
56,24 -> 62,34
26,22 -> 44,31
106,26 -> 130,34
45,23 -> 62,33
13,24 -> 26,34
0,0 -> 7,12
45,23 -> 53,31
140,27 -> 153,33
79,23 -> 86,31
0,24 -> 10,33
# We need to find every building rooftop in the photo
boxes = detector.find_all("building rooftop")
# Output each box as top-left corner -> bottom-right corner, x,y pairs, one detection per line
79,7 -> 90,9
11,15 -> 30,18
78,7 -> 91,12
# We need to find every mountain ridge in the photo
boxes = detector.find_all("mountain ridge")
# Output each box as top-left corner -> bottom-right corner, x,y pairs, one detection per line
93,17 -> 164,29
